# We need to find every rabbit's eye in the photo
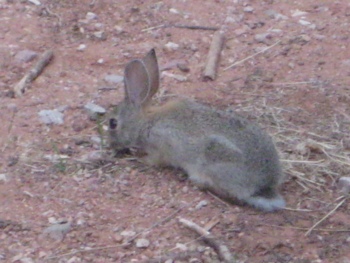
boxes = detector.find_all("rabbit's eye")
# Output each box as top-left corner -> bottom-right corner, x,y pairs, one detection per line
109,118 -> 118,129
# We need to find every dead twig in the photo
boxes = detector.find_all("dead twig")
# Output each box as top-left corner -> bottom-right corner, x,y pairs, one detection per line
203,31 -> 225,81
305,197 -> 347,236
173,24 -> 219,31
178,217 -> 235,263
224,40 -> 280,71
141,24 -> 219,32
14,50 -> 54,97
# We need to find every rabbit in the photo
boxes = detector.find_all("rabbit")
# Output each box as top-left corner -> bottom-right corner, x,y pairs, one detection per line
108,49 -> 285,212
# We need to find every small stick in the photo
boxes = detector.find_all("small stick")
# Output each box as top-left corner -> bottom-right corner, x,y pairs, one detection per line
305,197 -> 347,236
173,24 -> 219,31
179,217 -> 235,263
14,50 -> 54,97
141,24 -> 219,32
203,31 -> 225,81
224,40 -> 281,71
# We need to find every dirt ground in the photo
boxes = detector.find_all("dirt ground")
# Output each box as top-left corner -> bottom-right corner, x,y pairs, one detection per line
1,0 -> 350,262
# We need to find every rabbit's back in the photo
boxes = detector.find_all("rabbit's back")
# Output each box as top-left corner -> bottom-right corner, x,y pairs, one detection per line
143,99 -> 283,208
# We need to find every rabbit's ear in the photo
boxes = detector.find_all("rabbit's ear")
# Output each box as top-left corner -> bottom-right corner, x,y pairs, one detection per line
124,59 -> 151,107
142,49 -> 160,99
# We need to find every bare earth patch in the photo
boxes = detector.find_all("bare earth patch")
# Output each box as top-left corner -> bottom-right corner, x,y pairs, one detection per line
1,0 -> 350,262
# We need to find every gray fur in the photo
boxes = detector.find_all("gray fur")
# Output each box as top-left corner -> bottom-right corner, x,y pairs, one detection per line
108,49 -> 285,212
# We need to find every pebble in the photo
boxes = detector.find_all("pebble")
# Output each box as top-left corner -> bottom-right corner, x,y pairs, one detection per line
195,200 -> 208,210
162,72 -> 187,82
84,103 -> 106,120
67,256 -> 82,263
291,10 -> 308,17
38,109 -> 64,125
77,44 -> 86,51
104,74 -> 124,84
177,62 -> 190,73
135,238 -> 150,248
7,103 -> 18,112
169,8 -> 180,15
86,12 -> 98,20
120,230 -> 136,237
299,19 -> 311,26
113,234 -> 124,243
93,31 -> 106,40
42,221 -> 72,241
0,174 -> 8,183
14,50 -> 38,63
254,33 -> 271,44
264,9 -> 288,20
82,151 -> 105,163
234,25 -> 249,36
243,6 -> 254,13
175,243 -> 188,251
338,177 -> 350,194
27,0 -> 41,5
164,42 -> 180,51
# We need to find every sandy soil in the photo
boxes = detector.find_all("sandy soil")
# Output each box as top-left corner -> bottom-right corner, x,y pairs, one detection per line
1,0 -> 350,262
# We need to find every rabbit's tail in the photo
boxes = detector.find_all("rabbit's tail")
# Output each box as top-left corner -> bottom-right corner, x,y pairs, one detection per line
244,195 -> 285,212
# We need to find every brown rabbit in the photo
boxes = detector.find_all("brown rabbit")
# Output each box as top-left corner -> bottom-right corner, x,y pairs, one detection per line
108,49 -> 285,211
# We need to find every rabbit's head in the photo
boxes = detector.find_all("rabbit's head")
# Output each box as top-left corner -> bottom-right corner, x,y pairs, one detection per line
108,49 -> 160,152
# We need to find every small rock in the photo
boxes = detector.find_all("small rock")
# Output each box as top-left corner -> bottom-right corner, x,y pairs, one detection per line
299,19 -> 311,26
175,243 -> 188,251
195,200 -> 208,210
7,103 -> 18,112
84,103 -> 106,120
86,12 -> 98,20
342,59 -> 350,67
67,256 -> 82,263
113,234 -> 124,243
82,151 -> 105,163
338,177 -> 350,194
38,109 -> 64,125
234,26 -> 249,36
169,8 -> 180,14
177,62 -> 190,73
182,186 -> 189,193
162,72 -> 187,82
93,31 -> 106,40
120,230 -> 136,237
14,50 -> 38,63
265,9 -> 288,20
291,9 -> 308,17
243,6 -> 254,13
0,174 -> 8,183
313,34 -> 325,41
42,221 -> 72,241
27,0 -> 41,5
97,58 -> 104,64
164,42 -> 180,51
254,33 -> 271,44
77,44 -> 86,51
295,34 -> 311,45
104,74 -> 124,84
135,238 -> 150,248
